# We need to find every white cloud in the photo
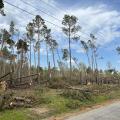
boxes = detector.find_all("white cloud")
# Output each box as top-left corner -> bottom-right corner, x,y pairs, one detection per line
1,0 -> 120,55
66,59 -> 75,64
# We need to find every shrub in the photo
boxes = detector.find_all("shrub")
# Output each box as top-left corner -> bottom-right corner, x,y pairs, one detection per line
0,91 -> 13,110
62,89 -> 93,101
66,100 -> 82,109
49,78 -> 67,89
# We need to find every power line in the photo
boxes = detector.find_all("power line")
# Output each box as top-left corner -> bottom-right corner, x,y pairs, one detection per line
4,2 -> 104,69
20,0 -> 61,22
38,0 -> 67,14
20,0 -> 93,40
5,1 -> 62,29
37,0 -> 104,40
5,1 -> 90,39
5,1 -> 103,42
37,0 -> 91,38
40,0 -> 106,39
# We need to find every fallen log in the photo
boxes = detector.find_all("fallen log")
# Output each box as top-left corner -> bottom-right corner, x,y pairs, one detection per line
14,97 -> 33,104
9,101 -> 32,108
64,85 -> 92,93
8,73 -> 40,81
9,82 -> 32,89
0,72 -> 11,82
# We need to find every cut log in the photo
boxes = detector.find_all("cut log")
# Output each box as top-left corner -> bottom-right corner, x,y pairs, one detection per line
8,73 -> 39,81
0,72 -> 11,81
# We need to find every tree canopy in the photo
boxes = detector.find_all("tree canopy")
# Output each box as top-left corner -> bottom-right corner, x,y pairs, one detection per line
0,0 -> 4,9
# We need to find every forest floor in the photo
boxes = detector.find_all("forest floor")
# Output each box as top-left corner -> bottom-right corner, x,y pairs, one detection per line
0,84 -> 120,120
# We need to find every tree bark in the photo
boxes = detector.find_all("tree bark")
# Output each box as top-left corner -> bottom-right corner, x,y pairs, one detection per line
52,49 -> 55,68
37,26 -> 40,74
68,26 -> 72,81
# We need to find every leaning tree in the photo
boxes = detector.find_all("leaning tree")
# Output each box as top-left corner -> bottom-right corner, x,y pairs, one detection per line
88,34 -> 98,71
49,39 -> 58,69
81,40 -> 91,68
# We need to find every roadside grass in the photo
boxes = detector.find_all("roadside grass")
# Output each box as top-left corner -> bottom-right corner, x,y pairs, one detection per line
30,85 -> 120,119
0,85 -> 120,120
0,109 -> 29,120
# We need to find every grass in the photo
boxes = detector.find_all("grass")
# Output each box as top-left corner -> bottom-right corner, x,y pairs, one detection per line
32,85 -> 120,119
0,109 -> 29,120
0,85 -> 120,120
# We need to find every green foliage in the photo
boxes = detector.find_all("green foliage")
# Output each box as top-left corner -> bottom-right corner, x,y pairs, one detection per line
33,87 -> 83,114
0,91 -> 13,110
0,85 -> 120,120
62,14 -> 81,39
0,0 -> 4,9
16,39 -> 29,53
62,89 -> 93,101
62,49 -> 69,61
0,0 -> 5,16
49,39 -> 58,50
81,40 -> 89,51
0,109 -> 28,120
9,21 -> 15,35
66,100 -> 83,109
26,22 -> 34,39
93,95 -> 108,103
1,46 -> 11,59
49,77 -> 66,89
33,15 -> 45,27
116,46 -> 120,54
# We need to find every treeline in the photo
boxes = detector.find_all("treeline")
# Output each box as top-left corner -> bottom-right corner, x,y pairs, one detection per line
0,14 -> 120,89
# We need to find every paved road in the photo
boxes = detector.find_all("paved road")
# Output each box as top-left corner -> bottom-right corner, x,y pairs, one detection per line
66,101 -> 120,120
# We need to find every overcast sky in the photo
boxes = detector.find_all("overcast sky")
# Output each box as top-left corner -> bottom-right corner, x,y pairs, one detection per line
1,0 -> 120,70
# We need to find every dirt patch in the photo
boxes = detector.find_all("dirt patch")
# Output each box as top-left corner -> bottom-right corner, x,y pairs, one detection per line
29,107 -> 50,115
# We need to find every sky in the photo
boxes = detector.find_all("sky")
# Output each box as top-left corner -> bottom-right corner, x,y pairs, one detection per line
0,0 -> 120,70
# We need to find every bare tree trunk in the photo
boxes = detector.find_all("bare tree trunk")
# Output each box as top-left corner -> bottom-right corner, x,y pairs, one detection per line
20,49 -> 24,83
48,61 -> 51,80
1,33 -> 4,50
93,50 -> 98,84
34,51 -> 36,68
9,55 -> 13,85
37,26 -> 40,74
86,52 -> 91,68
29,39 -> 32,81
91,48 -> 95,84
57,48 -> 61,61
38,48 -> 40,72
33,44 -> 36,69
46,43 -> 49,68
68,26 -> 72,81
36,26 -> 41,83
3,61 -> 5,75
52,49 -> 55,68
91,50 -> 94,72
45,43 -> 49,80
94,51 -> 98,70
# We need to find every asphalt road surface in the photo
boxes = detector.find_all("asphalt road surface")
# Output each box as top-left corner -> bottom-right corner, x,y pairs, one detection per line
66,101 -> 120,120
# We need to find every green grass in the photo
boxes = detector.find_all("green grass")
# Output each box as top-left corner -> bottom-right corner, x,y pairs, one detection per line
29,85 -> 120,119
0,85 -> 120,120
0,109 -> 29,120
